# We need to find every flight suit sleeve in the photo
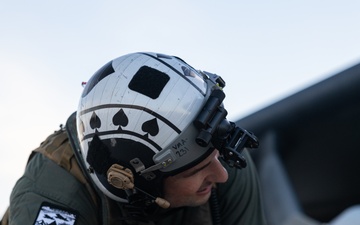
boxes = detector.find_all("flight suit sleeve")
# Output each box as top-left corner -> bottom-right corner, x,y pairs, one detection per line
9,153 -> 99,225
217,149 -> 267,225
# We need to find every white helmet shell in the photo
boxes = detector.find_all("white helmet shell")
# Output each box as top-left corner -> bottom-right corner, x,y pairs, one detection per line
76,52 -> 218,202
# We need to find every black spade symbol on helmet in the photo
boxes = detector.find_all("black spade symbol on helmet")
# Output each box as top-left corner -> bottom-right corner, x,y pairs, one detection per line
90,112 -> 101,130
142,118 -> 159,137
113,109 -> 129,130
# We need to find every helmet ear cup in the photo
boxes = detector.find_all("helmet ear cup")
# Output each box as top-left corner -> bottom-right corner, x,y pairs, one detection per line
107,164 -> 135,190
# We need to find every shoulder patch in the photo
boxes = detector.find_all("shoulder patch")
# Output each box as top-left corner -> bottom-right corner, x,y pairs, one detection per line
33,202 -> 78,225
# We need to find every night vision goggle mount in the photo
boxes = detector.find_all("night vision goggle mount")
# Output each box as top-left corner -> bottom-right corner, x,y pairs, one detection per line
194,72 -> 259,169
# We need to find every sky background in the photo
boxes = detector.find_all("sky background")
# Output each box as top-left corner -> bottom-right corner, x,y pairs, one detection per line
1,1 -> 360,215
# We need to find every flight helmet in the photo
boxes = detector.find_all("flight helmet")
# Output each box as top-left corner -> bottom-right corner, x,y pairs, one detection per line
76,52 -> 258,208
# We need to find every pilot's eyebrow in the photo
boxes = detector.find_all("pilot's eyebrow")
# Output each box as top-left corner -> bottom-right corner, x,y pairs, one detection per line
182,161 -> 212,178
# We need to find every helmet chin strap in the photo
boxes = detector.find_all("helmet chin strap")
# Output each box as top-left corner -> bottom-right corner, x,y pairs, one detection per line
107,163 -> 170,209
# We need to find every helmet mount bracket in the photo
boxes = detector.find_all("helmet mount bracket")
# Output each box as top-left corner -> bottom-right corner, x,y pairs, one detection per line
194,73 -> 259,169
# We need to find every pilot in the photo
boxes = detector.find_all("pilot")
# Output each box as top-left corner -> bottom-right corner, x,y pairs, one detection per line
2,52 -> 267,225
